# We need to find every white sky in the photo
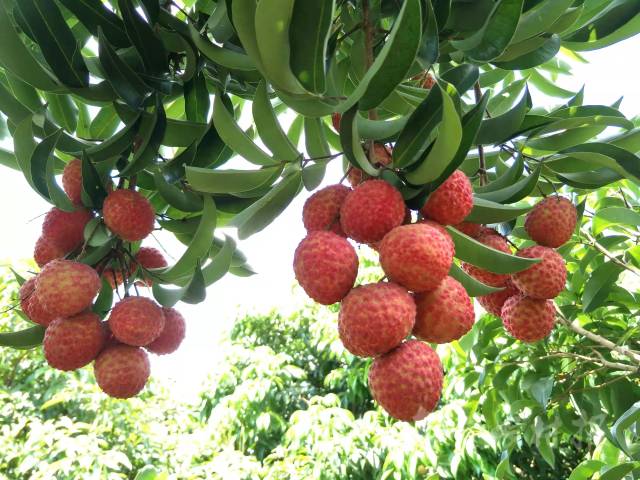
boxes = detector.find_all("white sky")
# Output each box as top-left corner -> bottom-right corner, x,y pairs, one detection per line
0,35 -> 638,400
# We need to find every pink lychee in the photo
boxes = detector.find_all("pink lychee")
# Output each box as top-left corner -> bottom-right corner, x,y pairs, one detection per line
42,207 -> 92,252
477,280 -> 519,317
34,235 -> 66,267
512,246 -> 566,299
302,184 -> 351,236
94,345 -> 151,398
146,307 -> 186,355
43,312 -> 105,371
501,294 -> 556,342
525,196 -> 577,248
103,189 -> 155,242
19,277 -> 57,327
62,158 -> 83,205
108,296 -> 165,347
421,170 -> 473,225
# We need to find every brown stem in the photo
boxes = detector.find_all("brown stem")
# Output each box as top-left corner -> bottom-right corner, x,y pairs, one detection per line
362,0 -> 378,122
474,82 -> 488,186
580,228 -> 640,278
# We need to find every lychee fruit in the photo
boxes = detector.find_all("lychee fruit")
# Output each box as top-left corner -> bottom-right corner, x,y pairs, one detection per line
477,279 -> 519,317
413,276 -> 474,344
338,282 -> 415,357
62,158 -> 83,205
420,219 -> 455,257
347,144 -> 392,188
368,340 -> 443,421
453,222 -> 483,238
34,235 -> 66,267
379,223 -> 454,293
340,180 -> 405,243
108,296 -> 165,346
103,189 -> 155,242
43,312 -> 105,371
42,207 -> 93,252
332,112 -> 341,131
421,170 -> 473,225
94,345 -> 151,398
462,232 -> 512,287
146,307 -> 186,355
525,196 -> 577,248
302,184 -> 351,236
19,277 -> 57,327
501,294 -> 555,342
511,246 -> 566,299
293,231 -> 358,305
135,247 -> 168,270
421,74 -> 436,89
36,259 -> 101,317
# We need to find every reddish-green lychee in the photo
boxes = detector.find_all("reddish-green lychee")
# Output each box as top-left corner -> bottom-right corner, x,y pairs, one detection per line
34,235 -> 65,267
36,259 -> 101,317
462,232 -> 512,287
379,223 -> 454,293
501,294 -> 555,342
62,158 -> 83,205
421,170 -> 473,225
347,144 -> 392,187
338,282 -> 415,357
340,180 -> 405,243
19,277 -> 57,327
94,345 -> 150,398
477,280 -> 519,317
146,307 -> 186,355
512,246 -> 566,299
108,296 -> 165,347
42,207 -> 92,252
43,312 -> 105,371
293,231 -> 358,305
302,184 -> 351,236
525,196 -> 577,248
453,222 -> 483,238
413,276 -> 474,344
368,340 -> 443,421
103,189 -> 155,242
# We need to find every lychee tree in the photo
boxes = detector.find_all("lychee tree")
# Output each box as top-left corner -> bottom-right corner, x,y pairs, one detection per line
0,0 -> 638,412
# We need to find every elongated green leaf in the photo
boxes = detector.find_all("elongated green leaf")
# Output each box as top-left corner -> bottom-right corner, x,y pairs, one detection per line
476,88 -> 530,144
568,461 -> 606,480
154,264 -> 206,307
232,0 -> 266,73
476,166 -> 540,203
122,100 -> 166,175
592,207 -> 640,235
14,115 -> 39,192
440,64 -> 480,95
563,9 -> 640,52
253,82 -> 300,162
0,325 -> 46,349
118,0 -> 168,74
598,463 -> 640,480
188,23 -> 256,71
92,278 -> 114,318
43,92 -> 77,133
0,148 -> 19,170
202,235 -> 236,285
450,263 -> 503,297
85,116 -> 141,162
495,34 -> 561,70
357,116 -> 408,141
527,69 -> 576,99
154,172 -> 204,213
4,72 -> 42,112
58,0 -> 130,48
476,154 -> 524,193
512,0 -> 574,43
555,143 -> 640,183
339,106 -> 379,176
417,0 -> 439,67
304,118 -> 331,159
184,73 -> 210,123
90,106 -> 120,140
582,261 -> 624,312
80,153 -> 109,208
465,197 -> 533,223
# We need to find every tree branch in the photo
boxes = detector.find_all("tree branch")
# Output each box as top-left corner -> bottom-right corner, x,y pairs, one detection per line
580,228 -> 640,278
473,82 -> 487,186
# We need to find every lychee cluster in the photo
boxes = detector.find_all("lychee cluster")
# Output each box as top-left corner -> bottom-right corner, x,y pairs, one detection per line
294,170 -> 480,421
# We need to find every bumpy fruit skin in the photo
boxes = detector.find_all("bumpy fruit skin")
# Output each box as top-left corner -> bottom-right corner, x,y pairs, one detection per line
339,282 -> 415,357
462,232 -> 511,287
501,294 -> 555,342
368,340 -> 443,421
62,158 -> 83,205
94,345 -> 150,398
453,222 -> 483,238
135,247 -> 168,270
108,297 -> 165,346
103,268 -> 126,290
413,276 -> 474,343
477,280 -> 519,317
525,196 -> 577,248
302,184 -> 351,236
512,246 -> 566,299
421,219 -> 455,257
103,189 -> 155,242
293,231 -> 358,305
44,312 -> 105,371
36,260 -> 101,317
42,207 -> 92,252
421,170 -> 473,225
340,180 -> 405,243
331,113 -> 341,131
347,144 -> 392,187
146,307 -> 186,355
19,277 -> 57,327
34,235 -> 65,267
379,223 -> 454,293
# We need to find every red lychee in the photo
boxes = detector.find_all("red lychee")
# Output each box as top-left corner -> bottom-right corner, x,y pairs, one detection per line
477,279 -> 519,317
103,189 -> 155,242
302,184 -> 351,236
94,345 -> 150,398
421,170 -> 473,225
19,277 -> 57,327
34,235 -> 65,267
135,247 -> 168,270
420,219 -> 455,257
347,144 -> 392,188
452,222 -> 483,238
368,340 -> 443,421
42,207 -> 92,252
102,268 -> 126,290
340,179 -> 405,243
379,223 -> 454,293
36,259 -> 101,317
462,232 -> 512,287
331,112 -> 341,131
62,158 -> 83,205
413,276 -> 474,343
525,196 -> 577,248
43,312 -> 105,371
339,282 -> 415,357
512,246 -> 566,299
293,231 -> 358,305
501,294 -> 555,342
146,307 -> 186,355
108,296 -> 165,347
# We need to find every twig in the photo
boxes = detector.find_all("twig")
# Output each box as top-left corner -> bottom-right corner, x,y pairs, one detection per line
580,228 -> 640,278
474,82 -> 488,186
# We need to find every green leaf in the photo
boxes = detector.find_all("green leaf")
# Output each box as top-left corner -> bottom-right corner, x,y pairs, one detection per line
153,264 -> 206,307
15,0 -> 89,87
231,172 -> 303,239
450,263 -> 503,297
447,226 -> 539,273
253,82 -> 300,162
611,401 -> 640,458
555,143 -> 640,184
231,0 -> 266,73
339,106 -> 379,176
43,92 -> 77,133
599,463 -> 640,480
465,198 -> 532,224
568,460 -> 606,480
357,116 -> 408,141
592,207 -> 640,235
90,106 -> 120,140
289,0 -> 334,93
475,154 -> 524,193
0,147 -> 19,170
476,165 -> 540,203
527,69 -> 576,99
154,172 -> 204,213
14,115 -> 40,194
563,9 -> 640,52
494,34 -> 561,70
184,73 -> 210,123
0,325 -> 46,349
440,64 -> 480,95
188,22 -> 256,71
121,100 -> 166,175
58,0 -> 130,48
80,153 -> 109,208
186,166 -> 283,195
92,278 -> 114,318
85,116 -> 141,162
582,261 -> 624,312
417,0 -> 439,67
529,377 -> 554,407
476,87 -> 529,145
536,435 -> 555,468
511,0 -> 575,43
202,235 -> 236,285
